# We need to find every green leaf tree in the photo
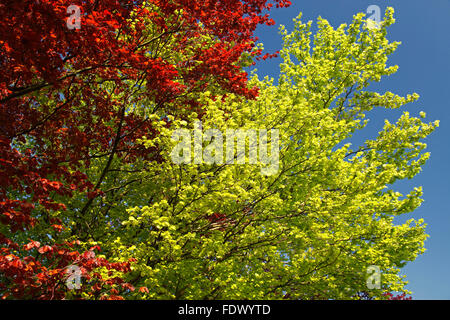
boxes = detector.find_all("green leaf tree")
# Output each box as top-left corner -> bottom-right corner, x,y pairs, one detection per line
52,7 -> 438,299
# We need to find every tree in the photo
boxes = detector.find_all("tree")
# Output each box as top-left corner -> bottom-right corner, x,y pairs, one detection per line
79,7 -> 436,299
1,3 -> 436,300
0,0 -> 290,299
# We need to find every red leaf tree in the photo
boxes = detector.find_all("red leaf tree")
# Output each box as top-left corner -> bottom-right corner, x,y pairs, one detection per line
0,0 -> 289,299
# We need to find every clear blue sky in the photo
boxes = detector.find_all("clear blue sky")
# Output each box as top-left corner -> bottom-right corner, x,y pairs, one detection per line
251,0 -> 450,299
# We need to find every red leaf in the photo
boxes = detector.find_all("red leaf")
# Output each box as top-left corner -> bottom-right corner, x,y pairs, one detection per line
24,240 -> 40,251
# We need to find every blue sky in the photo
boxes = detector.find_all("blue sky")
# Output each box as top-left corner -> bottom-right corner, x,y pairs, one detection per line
251,0 -> 450,299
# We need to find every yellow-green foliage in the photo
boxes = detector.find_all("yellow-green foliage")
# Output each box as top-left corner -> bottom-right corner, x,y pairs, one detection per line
63,8 -> 438,299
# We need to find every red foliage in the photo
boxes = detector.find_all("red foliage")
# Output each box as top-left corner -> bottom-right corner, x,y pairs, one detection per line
0,0 -> 289,299
384,292 -> 412,300
0,241 -> 133,299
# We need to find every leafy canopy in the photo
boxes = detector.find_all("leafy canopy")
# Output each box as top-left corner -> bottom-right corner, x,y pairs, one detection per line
79,7 -> 437,299
0,4 -> 438,300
